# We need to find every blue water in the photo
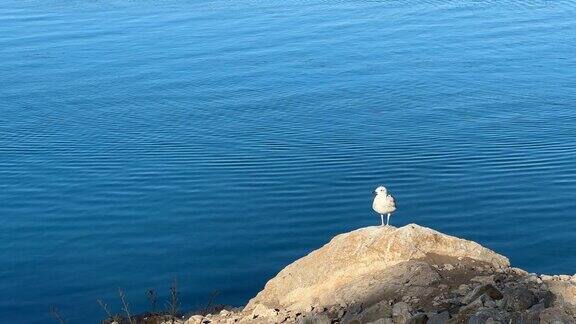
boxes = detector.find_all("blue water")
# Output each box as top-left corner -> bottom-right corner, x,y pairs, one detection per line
1,0 -> 576,322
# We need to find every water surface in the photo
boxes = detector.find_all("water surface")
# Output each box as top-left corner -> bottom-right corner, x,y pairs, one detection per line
1,0 -> 576,323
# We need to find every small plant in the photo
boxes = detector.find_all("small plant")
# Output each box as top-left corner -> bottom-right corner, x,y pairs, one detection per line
97,298 -> 122,323
97,299 -> 112,318
165,278 -> 181,323
49,306 -> 67,324
97,278 -> 226,324
118,288 -> 136,324
146,288 -> 158,314
200,290 -> 221,316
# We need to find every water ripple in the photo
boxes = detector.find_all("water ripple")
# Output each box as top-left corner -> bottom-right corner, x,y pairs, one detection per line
2,0 -> 576,323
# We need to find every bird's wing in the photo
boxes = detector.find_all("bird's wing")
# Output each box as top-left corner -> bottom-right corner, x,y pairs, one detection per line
387,195 -> 396,208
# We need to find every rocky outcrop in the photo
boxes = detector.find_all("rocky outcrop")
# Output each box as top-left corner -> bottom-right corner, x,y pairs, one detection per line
244,224 -> 509,313
166,224 -> 575,323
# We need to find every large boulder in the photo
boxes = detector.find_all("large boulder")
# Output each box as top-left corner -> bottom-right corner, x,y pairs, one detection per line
245,224 -> 509,313
172,224 -> 575,324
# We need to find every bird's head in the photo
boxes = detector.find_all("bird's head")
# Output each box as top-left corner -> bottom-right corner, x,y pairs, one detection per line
374,186 -> 387,196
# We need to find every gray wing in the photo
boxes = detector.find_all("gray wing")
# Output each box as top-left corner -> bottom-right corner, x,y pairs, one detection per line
387,195 -> 396,208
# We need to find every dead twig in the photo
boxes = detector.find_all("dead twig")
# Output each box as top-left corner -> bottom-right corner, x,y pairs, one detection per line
118,288 -> 136,324
165,278 -> 181,323
201,290 -> 221,316
49,306 -> 67,324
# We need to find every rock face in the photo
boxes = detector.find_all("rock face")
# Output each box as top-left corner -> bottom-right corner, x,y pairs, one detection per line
245,224 -> 509,313
146,224 -> 575,324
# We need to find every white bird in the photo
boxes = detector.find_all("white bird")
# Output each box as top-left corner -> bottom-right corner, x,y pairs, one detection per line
372,186 -> 396,226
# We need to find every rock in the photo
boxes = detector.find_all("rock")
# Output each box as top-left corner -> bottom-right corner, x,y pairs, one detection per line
539,307 -> 575,323
245,224 -> 509,313
458,297 -> 485,319
525,275 -> 543,284
493,273 -> 507,284
543,277 -> 576,306
479,294 -> 497,308
392,302 -> 412,324
511,267 -> 529,276
146,224 -> 576,324
529,302 -> 546,312
367,319 -> 394,324
501,287 -> 538,311
219,310 -> 230,317
427,311 -> 450,324
296,314 -> 331,324
519,302 -> 547,322
250,304 -> 278,319
407,313 -> 428,324
161,320 -> 184,324
458,284 -> 471,295
184,316 -> 204,324
463,284 -> 503,304
471,275 -> 495,285
354,299 -> 393,323
467,308 -> 508,324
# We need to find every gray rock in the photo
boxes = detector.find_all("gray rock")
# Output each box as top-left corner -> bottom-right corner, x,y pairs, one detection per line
458,284 -> 471,296
427,311 -> 450,324
463,284 -> 503,304
528,302 -> 546,312
367,319 -> 394,324
459,297 -> 485,320
479,294 -> 497,308
536,289 -> 554,308
354,300 -> 392,323
407,313 -> 428,324
526,275 -> 543,284
539,307 -> 575,324
443,264 -> 455,271
392,302 -> 412,324
297,314 -> 331,324
402,263 -> 441,287
511,267 -> 529,276
519,303 -> 545,323
501,287 -> 538,311
471,275 -> 495,285
467,307 -> 507,324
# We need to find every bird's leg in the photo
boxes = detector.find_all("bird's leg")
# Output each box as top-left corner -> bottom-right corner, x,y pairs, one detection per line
380,214 -> 384,226
386,213 -> 391,226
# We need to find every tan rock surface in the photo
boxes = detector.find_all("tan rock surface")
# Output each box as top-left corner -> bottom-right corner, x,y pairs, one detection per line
245,224 -> 509,312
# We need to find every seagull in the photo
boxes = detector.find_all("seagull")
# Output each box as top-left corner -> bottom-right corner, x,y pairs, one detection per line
372,186 -> 396,226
